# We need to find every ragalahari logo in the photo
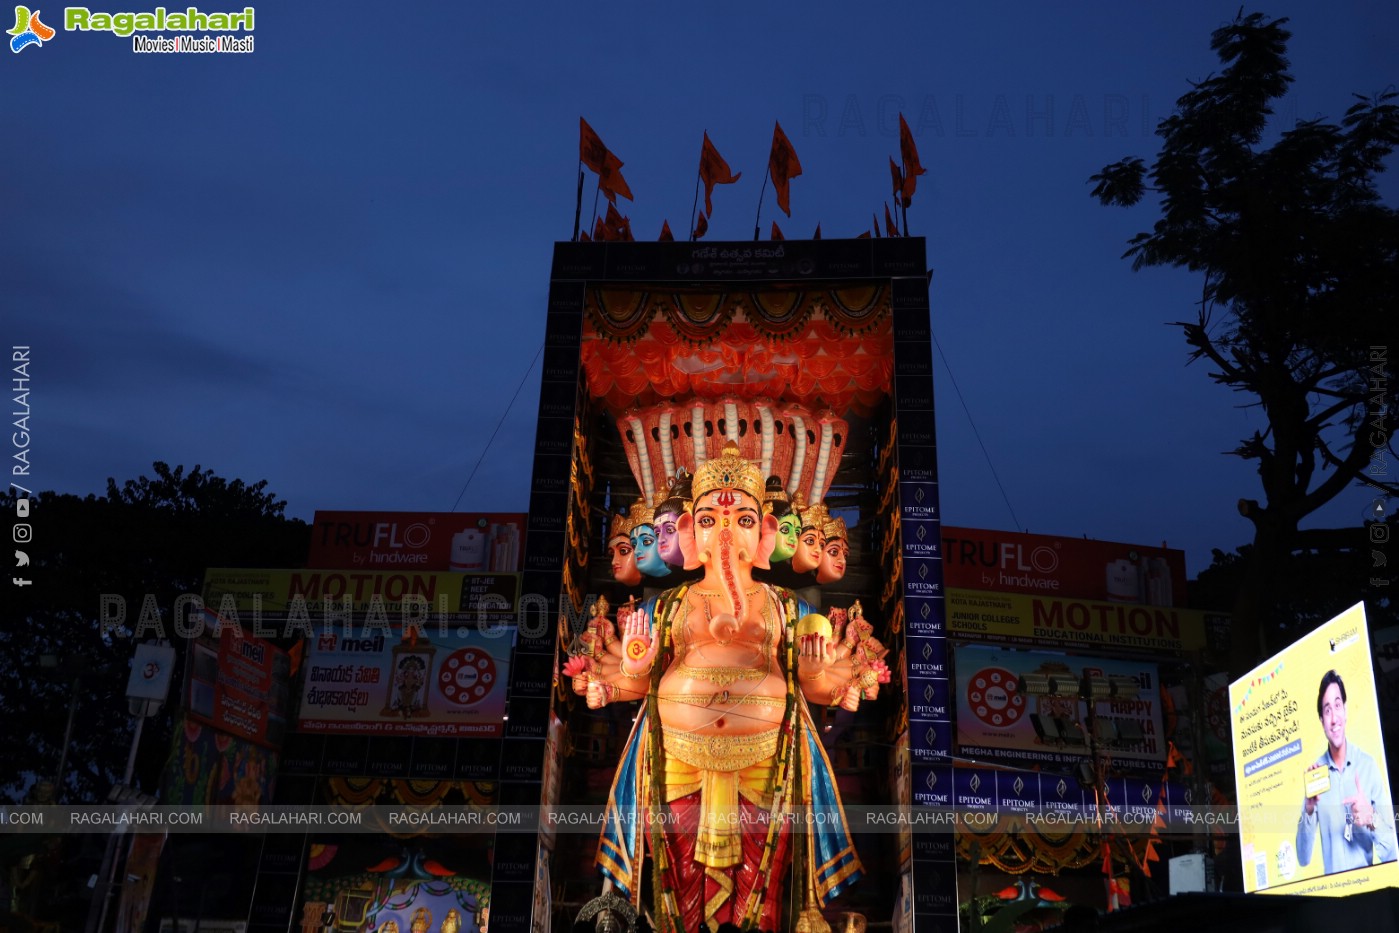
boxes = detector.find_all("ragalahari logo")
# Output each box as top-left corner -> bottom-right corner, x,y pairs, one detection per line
9,6 -> 54,52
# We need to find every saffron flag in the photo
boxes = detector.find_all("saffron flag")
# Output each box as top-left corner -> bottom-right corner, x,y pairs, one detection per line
899,113 -> 926,206
699,132 -> 741,216
593,217 -> 608,242
579,117 -> 608,174
770,221 -> 784,241
659,220 -> 674,242
605,202 -> 633,241
857,230 -> 871,239
693,211 -> 709,240
767,121 -> 803,216
580,117 -> 633,203
872,212 -> 881,237
813,223 -> 822,240
598,154 -> 633,204
884,203 -> 899,237
890,156 -> 907,209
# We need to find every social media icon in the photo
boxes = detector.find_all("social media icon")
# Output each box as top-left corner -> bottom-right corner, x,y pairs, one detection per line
12,524 -> 31,543
15,499 -> 29,517
12,577 -> 32,587
14,550 -> 28,567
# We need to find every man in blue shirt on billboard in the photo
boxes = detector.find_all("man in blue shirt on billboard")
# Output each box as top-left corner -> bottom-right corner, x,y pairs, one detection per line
1296,670 -> 1397,874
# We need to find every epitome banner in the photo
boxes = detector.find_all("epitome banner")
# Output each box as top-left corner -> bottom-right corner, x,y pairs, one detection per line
1230,603 -> 1398,896
298,624 -> 512,737
955,644 -> 1166,769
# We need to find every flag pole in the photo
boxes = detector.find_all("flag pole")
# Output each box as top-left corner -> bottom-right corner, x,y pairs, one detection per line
902,176 -> 911,237
590,178 -> 602,239
753,172 -> 769,242
689,134 -> 704,241
573,165 -> 585,241
896,163 -> 909,236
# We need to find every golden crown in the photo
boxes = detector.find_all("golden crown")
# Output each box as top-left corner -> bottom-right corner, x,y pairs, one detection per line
627,497 -> 656,529
692,440 -> 765,504
799,499 -> 830,533
608,512 -> 632,540
822,515 -> 849,542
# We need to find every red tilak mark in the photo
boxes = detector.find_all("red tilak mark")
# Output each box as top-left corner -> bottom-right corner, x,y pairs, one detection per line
716,490 -> 737,507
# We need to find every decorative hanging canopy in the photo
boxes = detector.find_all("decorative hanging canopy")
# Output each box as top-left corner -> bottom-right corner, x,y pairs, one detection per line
581,284 -> 894,415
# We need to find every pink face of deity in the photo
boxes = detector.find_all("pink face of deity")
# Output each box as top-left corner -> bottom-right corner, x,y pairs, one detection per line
691,490 -> 764,571
792,526 -> 824,574
655,510 -> 685,567
609,534 -> 642,587
816,537 -> 849,584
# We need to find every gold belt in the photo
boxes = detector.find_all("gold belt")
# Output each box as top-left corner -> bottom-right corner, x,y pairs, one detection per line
672,661 -> 768,686
660,692 -> 787,710
662,727 -> 781,772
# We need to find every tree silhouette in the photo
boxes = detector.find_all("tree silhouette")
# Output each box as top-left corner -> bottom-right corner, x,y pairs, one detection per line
0,464 -> 308,803
1090,12 -> 1399,675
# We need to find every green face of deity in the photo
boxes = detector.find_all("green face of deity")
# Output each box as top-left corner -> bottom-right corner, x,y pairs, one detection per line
771,513 -> 800,563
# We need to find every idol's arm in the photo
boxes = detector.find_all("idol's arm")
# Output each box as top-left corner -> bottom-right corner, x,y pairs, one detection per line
797,655 -> 857,707
564,604 -> 657,707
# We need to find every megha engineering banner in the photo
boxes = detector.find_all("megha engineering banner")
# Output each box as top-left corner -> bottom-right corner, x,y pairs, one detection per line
954,644 -> 1166,769
1230,603 -> 1399,896
298,624 -> 512,737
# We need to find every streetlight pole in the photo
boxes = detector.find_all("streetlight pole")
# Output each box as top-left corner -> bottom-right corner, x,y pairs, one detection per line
85,700 -> 152,933
84,638 -> 176,933
39,654 -> 87,802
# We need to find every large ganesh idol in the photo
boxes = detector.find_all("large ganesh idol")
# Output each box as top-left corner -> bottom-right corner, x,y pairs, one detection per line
563,442 -> 887,932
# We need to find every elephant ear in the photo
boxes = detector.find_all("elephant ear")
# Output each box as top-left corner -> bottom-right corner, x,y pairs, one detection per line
676,511 -> 702,571
753,513 -> 779,569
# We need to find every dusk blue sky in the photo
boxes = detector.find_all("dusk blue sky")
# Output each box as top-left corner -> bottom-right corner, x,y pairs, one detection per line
5,1 -> 1396,578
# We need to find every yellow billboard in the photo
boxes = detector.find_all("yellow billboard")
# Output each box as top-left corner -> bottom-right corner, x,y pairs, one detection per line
946,587 -> 1208,653
202,568 -> 520,615
1229,603 -> 1398,895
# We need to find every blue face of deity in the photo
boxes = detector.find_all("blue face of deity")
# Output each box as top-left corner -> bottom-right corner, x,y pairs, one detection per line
631,523 -> 669,577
